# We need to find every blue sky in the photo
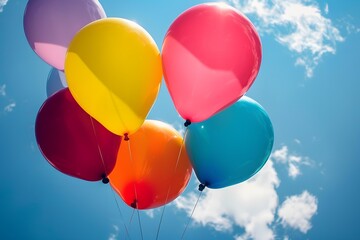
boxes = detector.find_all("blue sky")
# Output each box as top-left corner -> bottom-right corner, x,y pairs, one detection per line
1,0 -> 360,239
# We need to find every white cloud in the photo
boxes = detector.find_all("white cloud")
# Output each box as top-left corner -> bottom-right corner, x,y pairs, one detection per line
271,146 -> 288,164
145,209 -> 156,218
175,160 -> 280,240
288,163 -> 300,178
171,121 -> 187,137
0,84 -> 5,96
272,146 -> 311,179
278,191 -> 318,233
4,102 -> 15,112
108,225 -> 119,240
228,0 -> 344,77
174,145 -> 320,239
177,125 -> 186,138
0,0 -> 8,12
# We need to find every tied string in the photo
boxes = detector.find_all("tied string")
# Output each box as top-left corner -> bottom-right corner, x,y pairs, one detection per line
109,187 -> 132,240
155,120 -> 191,240
125,136 -> 144,240
89,116 -> 108,182
89,117 -> 131,239
180,184 -> 206,240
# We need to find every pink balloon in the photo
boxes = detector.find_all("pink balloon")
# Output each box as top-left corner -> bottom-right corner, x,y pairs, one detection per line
162,3 -> 262,122
23,0 -> 106,70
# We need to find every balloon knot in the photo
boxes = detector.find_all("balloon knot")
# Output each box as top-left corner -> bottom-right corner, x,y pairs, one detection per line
131,200 -> 138,209
124,133 -> 130,141
198,183 -> 206,192
184,120 -> 191,127
102,174 -> 109,184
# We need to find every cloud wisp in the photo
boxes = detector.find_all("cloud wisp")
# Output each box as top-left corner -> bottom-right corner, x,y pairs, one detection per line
0,84 -> 6,96
174,146 -> 318,239
0,0 -> 8,12
4,102 -> 15,112
227,0 -> 344,77
108,225 -> 119,240
0,84 -> 16,113
272,145 -> 311,179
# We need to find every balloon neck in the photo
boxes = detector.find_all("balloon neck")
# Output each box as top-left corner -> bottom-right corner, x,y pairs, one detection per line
102,174 -> 109,184
124,133 -> 130,141
198,183 -> 206,192
184,119 -> 191,127
130,200 -> 138,209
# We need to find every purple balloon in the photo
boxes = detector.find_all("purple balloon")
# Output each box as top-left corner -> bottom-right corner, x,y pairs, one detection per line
23,0 -> 106,70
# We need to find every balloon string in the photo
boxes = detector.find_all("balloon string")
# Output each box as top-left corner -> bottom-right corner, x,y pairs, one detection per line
126,139 -> 144,240
129,207 -> 136,226
175,127 -> 188,170
109,186 -> 132,240
155,127 -> 188,240
155,188 -> 169,240
89,116 -> 108,178
180,189 -> 204,240
136,206 -> 144,240
108,92 -> 128,134
90,117 -> 132,238
127,139 -> 140,205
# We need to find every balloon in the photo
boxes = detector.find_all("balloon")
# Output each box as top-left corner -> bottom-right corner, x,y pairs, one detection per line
185,96 -> 273,189
162,3 -> 262,122
23,0 -> 106,70
46,68 -> 67,97
65,18 -> 162,136
109,120 -> 192,209
35,89 -> 121,181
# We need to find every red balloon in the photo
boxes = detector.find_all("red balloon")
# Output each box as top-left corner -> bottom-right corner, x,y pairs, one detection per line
35,89 -> 121,181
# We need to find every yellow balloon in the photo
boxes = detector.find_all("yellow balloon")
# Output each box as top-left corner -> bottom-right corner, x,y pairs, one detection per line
65,18 -> 162,136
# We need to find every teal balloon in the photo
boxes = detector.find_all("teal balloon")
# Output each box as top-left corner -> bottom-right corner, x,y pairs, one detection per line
185,96 -> 274,189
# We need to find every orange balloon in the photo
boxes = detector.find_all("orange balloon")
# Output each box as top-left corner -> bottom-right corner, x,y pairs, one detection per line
109,120 -> 192,209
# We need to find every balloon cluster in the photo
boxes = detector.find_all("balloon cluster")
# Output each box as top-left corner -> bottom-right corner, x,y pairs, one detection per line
24,1 -> 274,210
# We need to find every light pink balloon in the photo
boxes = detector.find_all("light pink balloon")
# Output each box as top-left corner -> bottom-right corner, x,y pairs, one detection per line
23,0 -> 106,70
162,3 -> 262,123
